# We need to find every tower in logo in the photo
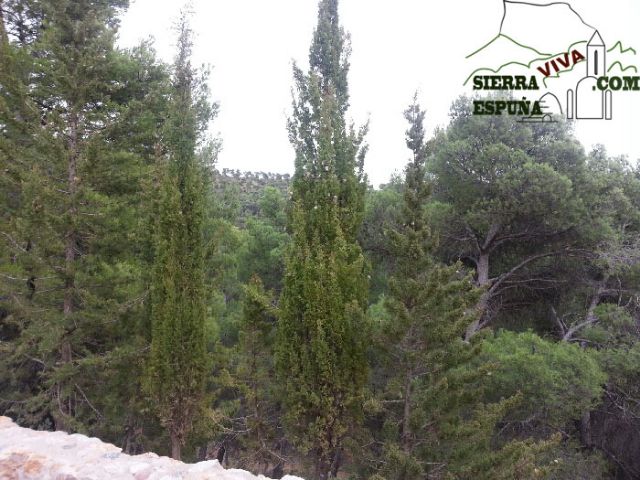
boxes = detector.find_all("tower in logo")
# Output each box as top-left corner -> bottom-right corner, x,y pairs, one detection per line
567,31 -> 613,120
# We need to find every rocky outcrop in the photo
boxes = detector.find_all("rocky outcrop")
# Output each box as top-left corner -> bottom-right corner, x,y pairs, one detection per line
0,417 -> 303,480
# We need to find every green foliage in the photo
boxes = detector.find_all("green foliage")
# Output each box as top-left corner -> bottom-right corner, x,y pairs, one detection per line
373,98 -> 480,479
429,96 -> 591,338
238,187 -> 289,292
144,12 -> 216,460
598,343 -> 640,423
431,100 -> 586,239
229,275 -> 283,474
276,1 -> 369,477
441,400 -> 561,480
540,441 -> 611,480
0,0 -> 167,441
2,4 -> 640,478
580,304 -> 636,346
364,98 -> 567,480
360,182 -> 403,301
277,201 -> 369,477
480,331 -> 606,426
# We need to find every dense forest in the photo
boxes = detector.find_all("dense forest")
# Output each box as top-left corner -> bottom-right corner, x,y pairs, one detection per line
2,0 -> 640,479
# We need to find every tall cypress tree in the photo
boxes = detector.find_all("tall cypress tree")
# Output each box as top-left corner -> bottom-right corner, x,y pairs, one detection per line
276,1 -> 369,478
145,12 -> 214,460
289,0 -> 367,242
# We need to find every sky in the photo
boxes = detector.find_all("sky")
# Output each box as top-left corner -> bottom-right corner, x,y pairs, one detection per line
117,0 -> 640,187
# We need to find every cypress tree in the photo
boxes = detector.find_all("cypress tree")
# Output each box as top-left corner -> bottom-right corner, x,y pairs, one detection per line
276,1 -> 369,478
288,0 -> 367,242
145,12 -> 214,460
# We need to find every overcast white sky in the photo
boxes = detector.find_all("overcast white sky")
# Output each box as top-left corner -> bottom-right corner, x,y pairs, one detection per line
117,0 -> 640,187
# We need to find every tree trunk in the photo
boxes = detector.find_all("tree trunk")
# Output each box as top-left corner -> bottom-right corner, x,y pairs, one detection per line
316,459 -> 329,480
562,279 -> 606,342
580,411 -> 592,447
476,252 -> 490,287
56,110 -> 79,430
329,448 -> 342,478
0,0 -> 8,46
170,431 -> 182,461
316,430 -> 338,480
465,252 -> 490,340
401,371 -> 413,454
64,111 -> 78,314
65,111 -> 79,286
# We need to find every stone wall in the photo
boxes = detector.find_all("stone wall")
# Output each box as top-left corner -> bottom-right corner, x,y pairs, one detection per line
0,417 -> 304,480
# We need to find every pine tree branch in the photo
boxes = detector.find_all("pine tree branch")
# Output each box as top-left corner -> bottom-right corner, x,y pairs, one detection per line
74,383 -> 102,420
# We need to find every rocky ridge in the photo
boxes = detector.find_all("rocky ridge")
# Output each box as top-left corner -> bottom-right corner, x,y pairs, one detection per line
0,416 -> 303,480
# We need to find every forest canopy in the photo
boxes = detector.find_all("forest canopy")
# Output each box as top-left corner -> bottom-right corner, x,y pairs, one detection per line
1,0 -> 640,479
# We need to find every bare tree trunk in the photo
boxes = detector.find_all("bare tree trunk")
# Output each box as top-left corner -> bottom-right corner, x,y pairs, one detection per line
316,458 -> 329,480
580,411 -> 592,447
401,370 -> 413,454
0,0 -> 8,46
466,248 -> 566,341
476,253 -> 490,287
56,110 -> 79,431
171,431 -> 182,461
329,448 -> 342,478
563,279 -> 606,342
465,252 -> 490,340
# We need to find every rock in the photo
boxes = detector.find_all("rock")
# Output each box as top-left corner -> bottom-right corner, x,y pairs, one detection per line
0,417 -> 305,480
101,452 -> 121,459
23,455 -> 46,477
0,417 -> 13,429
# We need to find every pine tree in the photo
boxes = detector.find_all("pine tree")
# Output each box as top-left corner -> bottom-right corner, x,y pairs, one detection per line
0,0 -> 40,234
235,275 -> 281,475
429,96 -> 587,340
368,97 -> 559,480
367,96 -> 477,479
0,0 -> 166,436
145,12 -> 215,461
276,1 -> 369,478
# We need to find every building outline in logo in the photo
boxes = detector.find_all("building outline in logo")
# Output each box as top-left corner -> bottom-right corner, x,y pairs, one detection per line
566,31 -> 613,120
